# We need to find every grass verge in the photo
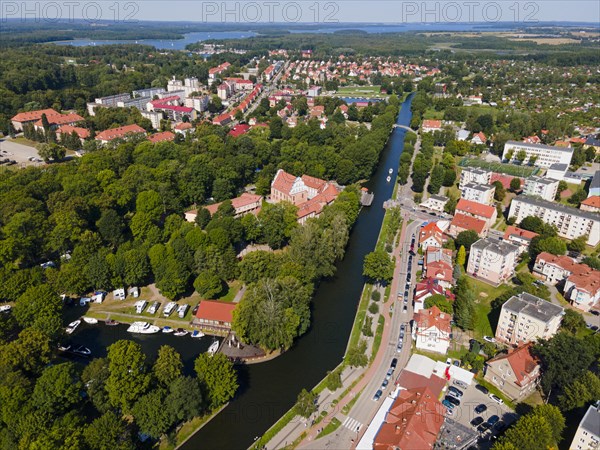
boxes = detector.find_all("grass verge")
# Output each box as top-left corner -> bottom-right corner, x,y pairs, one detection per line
316,418 -> 342,439
370,315 -> 385,362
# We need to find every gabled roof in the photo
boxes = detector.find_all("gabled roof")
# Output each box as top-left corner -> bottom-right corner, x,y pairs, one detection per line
56,125 -> 90,139
567,272 -> 600,296
413,306 -> 451,333
422,119 -> 442,129
34,112 -> 84,127
148,131 -> 175,143
174,122 -> 193,131
456,198 -> 496,219
581,196 -> 600,209
95,124 -> 146,141
228,124 -> 251,137
204,193 -> 262,216
503,225 -> 539,242
450,213 -> 486,234
487,343 -> 539,386
11,108 -> 59,123
195,300 -> 235,323
535,252 -> 592,277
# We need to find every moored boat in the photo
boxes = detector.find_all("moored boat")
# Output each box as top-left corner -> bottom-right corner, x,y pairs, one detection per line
71,344 -> 91,357
191,330 -> 205,338
162,326 -> 174,333
126,321 -> 160,334
386,175 -> 391,183
389,168 -> 393,174
83,317 -> 98,324
105,319 -> 119,326
207,340 -> 219,355
65,320 -> 81,334
174,328 -> 188,337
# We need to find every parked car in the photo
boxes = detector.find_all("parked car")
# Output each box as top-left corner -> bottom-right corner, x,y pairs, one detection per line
474,404 -> 487,414
470,416 -> 484,427
444,395 -> 460,406
453,380 -> 468,389
390,358 -> 398,369
192,303 -> 200,315
402,305 -> 408,313
381,379 -> 389,389
476,384 -> 489,394
477,422 -> 492,434
489,394 -> 504,404
448,386 -> 463,397
447,390 -> 461,400
494,421 -> 508,432
453,360 -> 460,367
483,335 -> 496,343
487,415 -> 500,426
385,368 -> 394,380
442,399 -> 456,410
396,341 -> 403,352
373,390 -> 383,401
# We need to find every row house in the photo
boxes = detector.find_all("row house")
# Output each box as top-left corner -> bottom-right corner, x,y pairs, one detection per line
95,124 -> 146,145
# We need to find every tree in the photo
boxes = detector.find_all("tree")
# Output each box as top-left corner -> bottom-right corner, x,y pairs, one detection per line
455,230 -> 479,251
269,116 -> 283,139
132,389 -> 174,439
258,202 -> 298,249
530,236 -> 566,258
497,412 -> 554,450
153,345 -> 183,386
166,376 -> 203,423
568,189 -> 588,206
32,362 -> 82,414
555,180 -> 568,200
515,150 -> 527,164
492,181 -> 506,201
424,294 -> 453,314
193,272 -> 223,299
325,370 -> 343,392
532,404 -> 565,445
36,142 -> 66,162
294,389 -> 317,418
510,177 -> 521,192
238,251 -> 277,284
106,340 -> 152,413
82,357 -> 111,414
346,339 -> 368,368
84,411 -> 134,450
363,250 -> 394,283
194,353 -> 238,409
567,235 -> 587,253
456,245 -> 466,267
582,256 -> 600,270
13,284 -> 62,339
362,315 -> 374,337
561,309 -> 586,334
96,209 -> 125,247
453,276 -> 476,330
195,208 -> 212,229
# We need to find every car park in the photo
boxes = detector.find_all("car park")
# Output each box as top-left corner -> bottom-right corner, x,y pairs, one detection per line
474,404 -> 487,414
489,394 -> 504,404
487,415 -> 500,426
445,395 -> 460,406
470,417 -> 484,427
373,389 -> 383,401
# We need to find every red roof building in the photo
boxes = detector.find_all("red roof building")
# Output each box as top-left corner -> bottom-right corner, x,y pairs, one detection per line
419,222 -> 445,249
533,251 -> 594,284
422,119 -> 442,132
11,108 -> 59,131
455,198 -> 497,228
502,226 -> 539,253
95,124 -> 146,143
193,300 -> 236,332
448,212 -> 487,237
581,196 -> 600,213
33,112 -> 84,129
373,387 -> 445,450
148,131 -> 175,143
56,125 -> 90,142
228,124 -> 251,137
484,343 -> 541,400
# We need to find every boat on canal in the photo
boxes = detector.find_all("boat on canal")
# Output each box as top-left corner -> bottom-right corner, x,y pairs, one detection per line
65,320 -> 81,334
191,330 -> 205,338
207,340 -> 219,355
126,321 -> 160,334
105,319 -> 119,326
174,328 -> 189,337
83,317 -> 98,324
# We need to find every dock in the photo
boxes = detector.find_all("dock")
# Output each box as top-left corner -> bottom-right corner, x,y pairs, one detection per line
361,190 -> 374,206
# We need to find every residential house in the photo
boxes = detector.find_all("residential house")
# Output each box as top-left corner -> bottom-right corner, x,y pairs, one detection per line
471,132 -> 487,145
502,141 -> 573,168
569,402 -> 600,450
148,131 -> 175,143
484,343 -> 541,401
466,238 -> 519,286
420,194 -> 448,213
422,119 -> 442,133
461,183 -> 495,205
508,196 -> 600,246
192,300 -> 236,332
448,213 -> 487,238
545,163 -> 569,182
56,125 -> 90,144
455,199 -> 497,229
495,292 -> 564,345
564,272 -> 600,312
523,176 -> 559,202
424,247 -> 453,289
502,226 -> 539,254
533,252 -> 592,284
307,86 -> 321,97
459,167 -> 492,189
419,222 -> 446,250
11,108 -> 60,131
95,124 -> 146,145
185,193 -> 262,222
413,278 -> 454,314
412,306 -> 452,354
589,170 -> 600,198
173,122 -> 194,135
580,196 -> 600,213
372,387 -> 445,450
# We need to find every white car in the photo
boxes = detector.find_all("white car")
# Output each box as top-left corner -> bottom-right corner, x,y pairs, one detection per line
483,336 -> 496,343
489,393 -> 504,404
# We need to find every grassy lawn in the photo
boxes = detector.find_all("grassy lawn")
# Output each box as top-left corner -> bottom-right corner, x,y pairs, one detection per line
467,278 -> 512,338
459,158 -> 538,177
423,108 -> 444,120
335,85 -> 387,98
316,418 -> 341,439
370,315 -> 385,362
11,136 -> 38,147
217,280 -> 242,302
347,285 -> 372,352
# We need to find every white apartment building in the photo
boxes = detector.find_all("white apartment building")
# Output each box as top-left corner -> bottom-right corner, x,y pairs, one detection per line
185,95 -> 210,112
459,167 -> 492,189
466,238 -> 520,286
495,293 -> 564,346
420,194 -> 448,213
523,176 -> 559,202
86,93 -> 131,116
132,87 -> 166,98
502,141 -> 573,168
461,183 -> 495,205
570,402 -> 600,450
508,196 -> 600,246
545,163 -> 569,181
141,111 -> 162,130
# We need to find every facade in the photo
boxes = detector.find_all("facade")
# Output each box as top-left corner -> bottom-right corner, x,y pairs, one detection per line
570,402 -> 600,450
523,176 -> 559,202
95,124 -> 146,144
484,343 -> 541,401
502,226 -> 539,254
192,300 -> 235,332
86,93 -> 131,115
466,238 -> 519,286
132,86 -> 166,98
461,182 -> 495,205
508,196 -> 600,246
11,108 -> 59,131
412,306 -> 452,354
419,222 -> 446,250
545,163 -> 569,181
589,170 -> 600,198
564,272 -> 600,312
495,293 -> 564,345
581,196 -> 600,213
32,112 -> 84,132
420,194 -> 448,212
502,141 -> 573,168
533,252 -> 592,284
185,95 -> 210,112
141,111 -> 162,130
455,198 -> 498,228
459,167 -> 492,189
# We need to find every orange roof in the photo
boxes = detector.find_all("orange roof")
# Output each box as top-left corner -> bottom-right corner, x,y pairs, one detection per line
174,122 -> 193,130
271,169 -> 299,196
456,198 -> 496,219
503,226 -> 539,241
488,343 -> 539,386
473,131 -> 487,142
95,124 -> 146,142
567,272 -> 600,296
148,131 -> 175,143
413,305 -> 451,333
205,193 -> 262,216
373,387 -> 445,450
11,108 -> 59,123
422,119 -> 442,129
301,174 -> 327,191
581,196 -> 600,209
536,252 -> 592,277
34,112 -> 84,127
450,213 -> 486,234
195,300 -> 235,323
420,222 -> 444,245
56,125 -> 90,139
297,183 -> 339,219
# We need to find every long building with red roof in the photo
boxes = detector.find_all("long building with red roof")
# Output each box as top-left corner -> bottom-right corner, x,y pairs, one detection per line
11,108 -> 59,131
192,300 -> 236,332
95,124 -> 146,144
455,198 -> 497,227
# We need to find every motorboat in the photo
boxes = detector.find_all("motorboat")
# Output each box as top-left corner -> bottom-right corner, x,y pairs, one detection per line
58,343 -> 71,352
65,320 -> 81,334
83,317 -> 98,324
162,326 -> 174,333
207,340 -> 219,355
174,328 -> 189,337
105,319 -> 119,326
191,330 -> 205,338
0,305 -> 12,313
126,321 -> 160,334
386,175 -> 391,183
163,302 -> 177,317
71,344 -> 91,357
389,168 -> 393,174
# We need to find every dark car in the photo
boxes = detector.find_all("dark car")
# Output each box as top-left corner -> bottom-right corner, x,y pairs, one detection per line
400,324 -> 406,332
470,416 -> 484,427
474,404 -> 487,414
475,384 -> 489,395
448,386 -> 463,397
373,389 -> 383,401
445,395 -> 460,406
391,358 -> 398,368
494,421 -> 508,432
192,303 -> 200,315
477,422 -> 492,434
487,415 -> 500,426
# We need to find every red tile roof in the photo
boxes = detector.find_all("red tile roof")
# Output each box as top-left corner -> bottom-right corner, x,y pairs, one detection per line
195,300 -> 235,323
456,198 -> 496,219
581,196 -> 600,208
95,124 -> 146,142
413,306 -> 451,334
536,252 -> 592,277
34,112 -> 84,127
419,222 -> 444,245
567,272 -> 600,297
301,174 -> 327,191
395,371 -> 447,398
297,183 -> 339,219
426,260 -> 453,283
148,131 -> 175,143
56,125 -> 90,139
450,213 -> 486,234
228,124 -> 251,137
205,193 -> 262,216
503,226 -> 539,241
209,62 -> 231,75
11,108 -> 59,123
422,119 -> 442,129
373,387 -> 445,450
488,343 -> 539,387
174,122 -> 193,131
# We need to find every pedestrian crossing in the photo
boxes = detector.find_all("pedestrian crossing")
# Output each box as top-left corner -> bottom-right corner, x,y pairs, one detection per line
342,416 -> 363,432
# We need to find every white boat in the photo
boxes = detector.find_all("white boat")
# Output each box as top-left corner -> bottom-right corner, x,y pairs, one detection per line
174,328 -> 188,337
386,175 -> 391,183
163,301 -> 177,317
65,320 -> 81,334
191,330 -> 205,338
83,317 -> 98,324
0,305 -> 11,313
162,326 -> 174,333
126,321 -> 160,334
389,168 -> 393,174
207,340 -> 219,355
71,344 -> 91,357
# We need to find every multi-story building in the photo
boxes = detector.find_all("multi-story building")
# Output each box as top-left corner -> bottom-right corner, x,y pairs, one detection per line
589,170 -> 600,198
421,119 -> 442,133
419,222 -> 446,250
132,87 -> 166,98
484,343 -> 541,401
523,176 -> 559,202
117,96 -> 151,111
570,402 -> 600,450
508,196 -> 600,246
141,111 -> 162,130
459,167 -> 492,189
185,95 -> 210,112
495,293 -> 564,345
564,272 -> 600,312
412,306 -> 452,355
502,141 -> 573,168
502,226 -> 539,254
420,194 -> 448,212
86,93 -> 131,116
466,238 -> 520,286
11,108 -> 59,131
461,182 -> 495,205
448,213 -> 487,238
581,196 -> 600,213
533,252 -> 592,284
545,163 -> 569,182
455,198 -> 498,229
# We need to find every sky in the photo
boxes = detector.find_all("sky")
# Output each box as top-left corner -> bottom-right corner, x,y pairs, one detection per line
4,1 -> 600,24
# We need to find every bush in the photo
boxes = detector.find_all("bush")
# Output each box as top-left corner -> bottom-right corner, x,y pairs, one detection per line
362,316 -> 373,337
368,303 -> 379,314
371,290 -> 381,302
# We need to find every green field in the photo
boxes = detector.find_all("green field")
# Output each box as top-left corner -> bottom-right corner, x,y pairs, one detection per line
459,158 -> 539,178
334,85 -> 387,99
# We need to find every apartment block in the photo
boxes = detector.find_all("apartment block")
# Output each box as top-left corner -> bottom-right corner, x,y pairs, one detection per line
523,176 -> 559,201
459,167 -> 492,189
570,402 -> 600,450
502,141 -> 573,168
466,238 -> 520,285
461,182 -> 495,205
508,196 -> 600,246
495,293 -> 564,346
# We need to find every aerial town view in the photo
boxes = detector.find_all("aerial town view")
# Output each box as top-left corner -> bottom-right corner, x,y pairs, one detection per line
0,2 -> 599,450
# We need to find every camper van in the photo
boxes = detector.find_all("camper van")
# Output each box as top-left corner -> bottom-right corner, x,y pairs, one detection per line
163,302 -> 177,317
134,300 -> 147,314
177,304 -> 189,319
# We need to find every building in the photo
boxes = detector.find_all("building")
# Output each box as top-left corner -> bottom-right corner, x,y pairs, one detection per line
589,170 -> 600,198
412,306 -> 452,354
495,292 -> 564,345
523,176 -> 559,202
208,62 -> 231,84
271,169 -> 326,205
424,247 -> 453,289
570,402 -> 600,450
86,93 -> 131,115
173,122 -> 194,135
117,96 -> 151,111
151,104 -> 196,122
448,213 -> 487,238
461,182 -> 495,205
484,343 -> 541,401
581,196 -> 600,213
466,238 -> 520,286
459,167 -> 492,189
307,86 -> 321,97
95,124 -> 146,144
56,125 -> 90,144
455,198 -> 497,228
422,119 -> 442,133
192,300 -> 236,333
508,196 -> 600,246
419,222 -> 446,250
295,184 -> 339,225
420,194 -> 448,213
502,141 -> 573,168
533,252 -> 593,284
32,112 -> 84,132
132,86 -> 166,98
141,111 -> 162,130
564,271 -> 600,312
413,278 -> 454,314
185,95 -> 210,112
471,131 -> 487,145
11,108 -> 60,131
502,226 -> 539,254
372,387 -> 445,450
147,131 -> 175,143
185,193 -> 262,222
545,163 -> 569,182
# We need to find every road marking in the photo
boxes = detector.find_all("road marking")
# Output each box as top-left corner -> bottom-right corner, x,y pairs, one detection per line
342,416 -> 363,432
